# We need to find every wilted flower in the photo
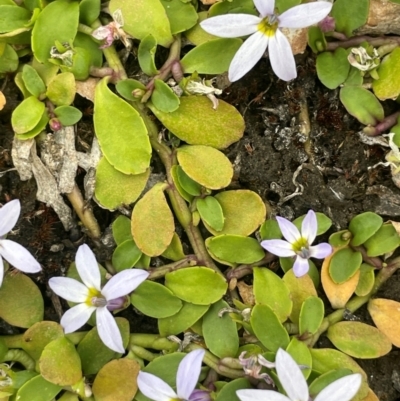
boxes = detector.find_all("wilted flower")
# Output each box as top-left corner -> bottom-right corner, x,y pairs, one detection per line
137,349 -> 208,401
261,210 -> 332,277
0,199 -> 41,287
48,244 -> 149,353
200,0 -> 332,82
239,351 -> 275,385
237,348 -> 362,401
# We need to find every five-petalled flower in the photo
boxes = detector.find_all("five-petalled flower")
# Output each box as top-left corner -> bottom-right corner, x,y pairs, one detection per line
48,244 -> 149,353
261,210 -> 332,277
237,348 -> 362,401
200,0 -> 332,82
0,199 -> 41,287
137,349 -> 208,401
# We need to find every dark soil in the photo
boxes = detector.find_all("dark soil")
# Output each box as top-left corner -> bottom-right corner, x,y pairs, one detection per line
1,51 -> 400,400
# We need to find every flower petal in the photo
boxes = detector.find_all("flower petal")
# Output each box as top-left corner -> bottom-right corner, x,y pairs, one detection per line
0,256 -> 4,288
177,349 -> 205,399
0,199 -> 20,237
276,216 -> 301,244
49,277 -> 89,303
268,30 -> 297,81
260,239 -> 295,257
279,1 -> 332,29
309,243 -> 332,259
0,240 -> 41,273
75,244 -> 101,291
301,210 -> 318,244
137,371 -> 177,401
229,31 -> 269,82
276,348 -> 309,401
237,389 -> 290,401
293,256 -> 310,277
314,373 -> 362,401
61,303 -> 95,333
96,306 -> 125,353
254,0 -> 275,16
200,14 -> 260,38
101,269 -> 149,300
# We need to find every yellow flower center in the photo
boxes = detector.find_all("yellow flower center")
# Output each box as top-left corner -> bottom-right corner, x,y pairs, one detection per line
292,237 -> 309,257
257,15 -> 278,37
85,287 -> 104,307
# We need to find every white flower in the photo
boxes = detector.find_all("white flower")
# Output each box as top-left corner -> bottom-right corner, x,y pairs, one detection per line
261,210 -> 332,277
200,0 -> 332,82
0,199 -> 41,287
237,348 -> 362,401
137,349 -> 207,401
48,244 -> 149,353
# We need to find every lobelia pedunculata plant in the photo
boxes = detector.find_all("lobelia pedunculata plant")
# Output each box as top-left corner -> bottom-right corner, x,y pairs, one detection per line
2,0 -> 400,400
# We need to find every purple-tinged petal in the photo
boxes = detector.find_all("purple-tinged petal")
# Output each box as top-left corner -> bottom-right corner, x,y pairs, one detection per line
49,277 -> 89,303
229,31 -> 269,82
61,303 -> 95,333
276,216 -> 300,243
301,210 -> 317,244
137,371 -> 177,401
309,243 -> 332,259
92,26 -> 110,40
276,349 -> 309,401
237,389 -> 289,401
200,14 -> 260,38
268,30 -> 297,81
190,389 -> 212,401
96,307 -> 124,353
75,244 -> 101,291
314,373 -> 362,401
278,1 -> 332,29
101,269 -> 149,300
261,239 -> 295,257
258,354 -> 276,369
293,256 -> 310,277
0,256 -> 3,288
254,0 -> 275,17
177,349 -> 205,399
0,240 -> 41,273
0,199 -> 20,237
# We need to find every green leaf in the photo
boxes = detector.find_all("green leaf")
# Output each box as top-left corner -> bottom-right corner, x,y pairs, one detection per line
293,212 -> 332,236
206,235 -> 265,265
196,196 -> 224,232
329,230 -> 351,248
131,280 -> 182,318
16,375 -> 63,401
22,64 -> 46,98
12,96 -> 45,134
149,95 -> 244,149
15,110 -> 49,140
355,263 -> 375,296
309,369 -> 354,400
364,223 -> 400,257
109,0 -> 173,48
209,0 -> 256,17
177,145 -> 233,189
373,47 -> 400,100
54,106 -> 82,126
0,43 -> 18,73
250,304 -> 290,352
299,296 -> 324,335
0,273 -> 43,328
79,0 -> 100,25
184,11 -> 218,46
260,219 -> 281,240
151,79 -> 180,112
307,26 -> 327,53
329,247 -> 362,284
94,78 -> 151,174
158,302 -> 209,336
112,215 -> 132,245
331,0 -> 369,37
215,378 -> 252,401
181,38 -> 242,74
165,266 -> 227,305
95,157 -> 150,211
138,34 -> 159,76
46,72 -> 76,106
0,5 -> 31,33
160,0 -> 197,34
316,48 -> 350,90
39,337 -> 82,386
327,322 -> 392,358
116,79 -> 146,101
349,211 -> 383,246
340,86 -> 384,126
253,267 -> 292,323
286,337 -> 312,379
112,239 -> 142,271
176,165 -> 202,196
161,232 -> 186,261
205,190 -> 266,236
74,31 -> 103,68
202,299 -> 239,358
131,183 -> 174,257
275,0 -> 301,13
32,0 -> 79,63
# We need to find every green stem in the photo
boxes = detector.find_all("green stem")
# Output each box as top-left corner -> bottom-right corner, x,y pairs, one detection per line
148,256 -> 198,279
1,335 -> 23,349
129,334 -> 179,352
130,345 -> 157,361
1,350 -> 35,370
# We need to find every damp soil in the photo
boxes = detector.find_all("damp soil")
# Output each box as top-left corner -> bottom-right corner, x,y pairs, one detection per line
1,51 -> 400,400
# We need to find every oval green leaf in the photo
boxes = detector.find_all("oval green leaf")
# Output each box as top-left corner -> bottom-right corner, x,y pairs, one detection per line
160,0 -> 197,34
196,196 -> 224,232
12,96 -> 45,134
176,165 -> 202,196
299,296 -> 324,335
373,47 -> 400,100
112,215 -> 132,245
215,378 -> 252,401
22,64 -> 46,98
355,263 -> 375,296
364,223 -> 400,257
54,106 -> 82,126
151,79 -> 180,113
16,375 -> 63,401
349,212 -> 383,246
329,247 -> 362,284
138,34 -> 159,76
112,239 -> 142,272
46,72 -> 76,106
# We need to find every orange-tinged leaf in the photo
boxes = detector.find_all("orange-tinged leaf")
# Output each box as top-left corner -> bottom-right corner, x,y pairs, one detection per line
0,91 -> 5,110
361,388 -> 379,401
368,298 -> 400,347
